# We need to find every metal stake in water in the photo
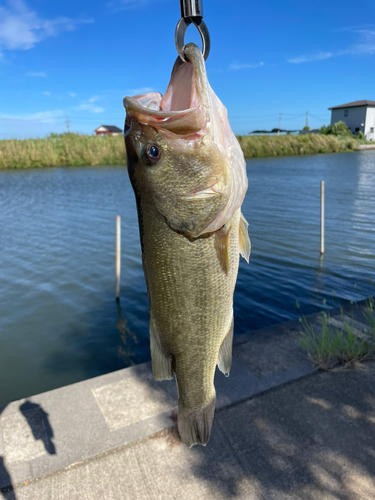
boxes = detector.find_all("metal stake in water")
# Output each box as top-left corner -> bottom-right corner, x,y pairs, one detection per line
116,215 -> 121,300
320,181 -> 324,254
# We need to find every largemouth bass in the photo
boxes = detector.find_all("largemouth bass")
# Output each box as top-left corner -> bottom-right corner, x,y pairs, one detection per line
123,43 -> 250,447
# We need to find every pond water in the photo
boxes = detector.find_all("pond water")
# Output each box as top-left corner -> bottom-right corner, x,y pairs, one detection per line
1,151 -> 375,406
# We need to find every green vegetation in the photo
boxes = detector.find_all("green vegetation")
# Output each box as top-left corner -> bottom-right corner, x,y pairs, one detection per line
299,301 -> 375,370
0,123 -> 372,170
0,133 -> 126,170
319,120 -> 353,136
237,132 -> 361,158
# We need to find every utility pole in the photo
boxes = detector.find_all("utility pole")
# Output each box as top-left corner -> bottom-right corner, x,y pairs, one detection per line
306,111 -> 309,129
278,113 -> 282,135
66,115 -> 70,133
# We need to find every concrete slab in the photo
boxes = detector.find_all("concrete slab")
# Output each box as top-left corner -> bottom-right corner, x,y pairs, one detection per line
328,315 -> 372,339
92,373 -> 177,430
3,363 -> 375,500
2,412 -> 46,464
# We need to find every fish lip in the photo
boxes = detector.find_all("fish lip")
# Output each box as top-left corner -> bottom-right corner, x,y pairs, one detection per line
123,44 -> 208,136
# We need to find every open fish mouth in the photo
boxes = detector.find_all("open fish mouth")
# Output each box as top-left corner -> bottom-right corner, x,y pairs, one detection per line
124,46 -> 208,137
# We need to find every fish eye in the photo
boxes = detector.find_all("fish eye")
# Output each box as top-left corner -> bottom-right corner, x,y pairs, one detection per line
143,144 -> 161,165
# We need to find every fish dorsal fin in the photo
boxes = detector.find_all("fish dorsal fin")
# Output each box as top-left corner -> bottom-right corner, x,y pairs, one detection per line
214,226 -> 231,275
239,214 -> 251,263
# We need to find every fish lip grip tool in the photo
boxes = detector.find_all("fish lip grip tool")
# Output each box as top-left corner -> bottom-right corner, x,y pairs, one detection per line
175,0 -> 211,61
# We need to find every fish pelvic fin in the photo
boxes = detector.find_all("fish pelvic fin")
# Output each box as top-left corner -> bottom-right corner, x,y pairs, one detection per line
178,396 -> 216,448
239,213 -> 251,263
214,226 -> 231,275
218,315 -> 234,377
150,319 -> 173,381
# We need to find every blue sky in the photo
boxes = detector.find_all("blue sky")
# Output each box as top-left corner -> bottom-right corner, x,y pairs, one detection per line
1,0 -> 375,138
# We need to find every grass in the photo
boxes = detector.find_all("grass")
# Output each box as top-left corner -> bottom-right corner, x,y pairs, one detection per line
0,132 -> 372,170
299,301 -> 375,370
236,133 -> 368,159
0,133 -> 126,170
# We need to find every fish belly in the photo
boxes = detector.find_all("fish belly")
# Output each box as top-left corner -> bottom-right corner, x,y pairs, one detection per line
139,201 -> 241,446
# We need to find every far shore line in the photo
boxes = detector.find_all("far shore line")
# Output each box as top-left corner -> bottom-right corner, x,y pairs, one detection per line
0,133 -> 374,170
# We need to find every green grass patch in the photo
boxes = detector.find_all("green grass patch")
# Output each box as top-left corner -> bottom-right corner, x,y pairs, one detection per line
0,133 -> 127,170
237,133 -> 367,159
0,131 -> 372,170
299,302 -> 375,370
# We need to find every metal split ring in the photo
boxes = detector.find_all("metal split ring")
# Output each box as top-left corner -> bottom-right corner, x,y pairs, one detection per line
175,17 -> 211,61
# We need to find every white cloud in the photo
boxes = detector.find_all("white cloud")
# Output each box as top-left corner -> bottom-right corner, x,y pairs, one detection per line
106,0 -> 169,13
288,26 -> 375,64
346,27 -> 375,56
69,92 -> 76,97
288,52 -> 333,64
27,71 -> 46,77
78,95 -> 104,113
42,91 -> 50,95
79,104 -> 105,113
88,95 -> 100,103
228,62 -> 264,71
0,0 -> 93,53
0,109 -> 64,122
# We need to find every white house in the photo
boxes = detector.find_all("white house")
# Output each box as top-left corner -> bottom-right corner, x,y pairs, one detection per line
329,100 -> 375,140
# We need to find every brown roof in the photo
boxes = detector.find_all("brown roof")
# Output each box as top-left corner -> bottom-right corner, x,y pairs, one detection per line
329,100 -> 375,110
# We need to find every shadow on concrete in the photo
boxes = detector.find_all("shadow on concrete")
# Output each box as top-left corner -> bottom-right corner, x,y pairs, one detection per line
0,400 -> 57,499
19,401 -> 56,456
178,364 -> 375,499
0,458 -> 15,500
0,406 -> 16,500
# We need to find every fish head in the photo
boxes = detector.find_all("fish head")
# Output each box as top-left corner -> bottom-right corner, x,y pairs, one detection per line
124,43 -> 247,238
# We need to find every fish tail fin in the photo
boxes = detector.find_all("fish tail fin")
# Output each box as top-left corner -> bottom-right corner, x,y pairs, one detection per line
178,395 -> 216,448
218,315 -> 234,376
150,319 -> 173,381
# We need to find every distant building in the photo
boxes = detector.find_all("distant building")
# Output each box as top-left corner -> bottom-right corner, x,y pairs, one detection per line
328,100 -> 375,140
94,125 -> 122,136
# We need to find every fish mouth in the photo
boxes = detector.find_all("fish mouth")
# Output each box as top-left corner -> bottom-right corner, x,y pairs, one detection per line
123,44 -> 208,137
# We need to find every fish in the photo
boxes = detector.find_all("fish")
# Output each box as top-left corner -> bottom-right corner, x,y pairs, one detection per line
123,43 -> 250,447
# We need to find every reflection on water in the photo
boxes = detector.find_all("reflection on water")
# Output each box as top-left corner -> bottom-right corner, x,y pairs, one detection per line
116,298 -> 138,364
0,151 -> 375,406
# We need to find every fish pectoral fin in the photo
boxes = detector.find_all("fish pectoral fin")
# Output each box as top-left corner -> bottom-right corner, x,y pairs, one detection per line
214,226 -> 231,275
217,316 -> 234,376
150,319 -> 173,381
239,213 -> 251,263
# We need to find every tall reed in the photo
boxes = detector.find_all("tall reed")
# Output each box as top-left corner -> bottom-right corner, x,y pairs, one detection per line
0,134 -> 126,169
236,133 -> 358,158
0,132 -> 363,170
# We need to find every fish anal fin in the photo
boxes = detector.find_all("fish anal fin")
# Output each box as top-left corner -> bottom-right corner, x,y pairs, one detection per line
214,226 -> 231,275
178,395 -> 216,448
150,319 -> 173,381
218,316 -> 234,376
239,213 -> 251,263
